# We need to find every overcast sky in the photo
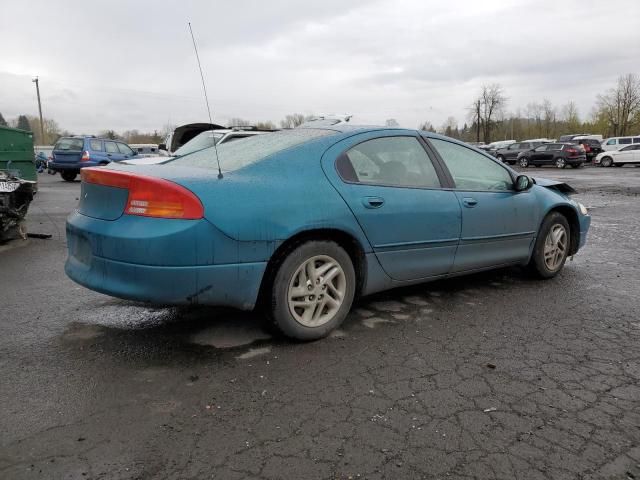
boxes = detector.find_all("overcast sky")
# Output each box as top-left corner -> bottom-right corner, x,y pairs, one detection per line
1,0 -> 639,134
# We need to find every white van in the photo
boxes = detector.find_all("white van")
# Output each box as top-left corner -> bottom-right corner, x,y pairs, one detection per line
601,135 -> 640,151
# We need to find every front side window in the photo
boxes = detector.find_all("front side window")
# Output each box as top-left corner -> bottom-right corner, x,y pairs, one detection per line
430,138 -> 513,191
337,137 -> 441,188
105,142 -> 119,154
117,143 -> 134,155
606,139 -> 616,145
534,145 -> 548,152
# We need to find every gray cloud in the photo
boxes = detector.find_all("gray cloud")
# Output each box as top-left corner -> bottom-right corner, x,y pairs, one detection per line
1,0 -> 638,133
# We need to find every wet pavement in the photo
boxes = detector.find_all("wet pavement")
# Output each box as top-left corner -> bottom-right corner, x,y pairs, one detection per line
1,168 -> 639,479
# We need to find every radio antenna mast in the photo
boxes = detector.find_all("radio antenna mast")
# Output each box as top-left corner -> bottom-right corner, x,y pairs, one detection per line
188,22 -> 222,179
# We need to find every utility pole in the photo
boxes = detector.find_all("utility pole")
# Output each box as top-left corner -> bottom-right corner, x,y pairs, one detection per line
32,77 -> 45,144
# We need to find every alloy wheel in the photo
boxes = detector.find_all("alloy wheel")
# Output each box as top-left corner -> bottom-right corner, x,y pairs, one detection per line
287,255 -> 346,327
543,224 -> 567,271
556,158 -> 566,168
519,157 -> 529,167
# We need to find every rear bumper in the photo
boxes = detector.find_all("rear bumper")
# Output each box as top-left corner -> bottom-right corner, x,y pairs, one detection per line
49,161 -> 103,171
65,254 -> 266,310
65,210 -> 270,310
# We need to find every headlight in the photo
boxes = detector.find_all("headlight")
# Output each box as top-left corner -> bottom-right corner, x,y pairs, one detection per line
578,202 -> 588,215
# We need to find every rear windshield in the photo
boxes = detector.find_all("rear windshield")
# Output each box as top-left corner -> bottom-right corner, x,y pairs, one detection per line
169,128 -> 336,171
173,131 -> 224,157
55,138 -> 84,151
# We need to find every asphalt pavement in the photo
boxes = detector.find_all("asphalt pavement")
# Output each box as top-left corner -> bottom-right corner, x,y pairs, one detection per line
1,167 -> 639,479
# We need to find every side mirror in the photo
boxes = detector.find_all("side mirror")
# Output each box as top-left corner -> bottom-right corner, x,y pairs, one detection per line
515,175 -> 533,192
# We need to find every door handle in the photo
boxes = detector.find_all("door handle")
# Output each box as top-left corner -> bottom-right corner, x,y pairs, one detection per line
462,197 -> 478,208
363,197 -> 385,209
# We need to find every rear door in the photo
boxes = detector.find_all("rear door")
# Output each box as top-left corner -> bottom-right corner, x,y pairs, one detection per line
529,144 -> 549,164
505,143 -> 520,161
427,138 -> 539,272
53,137 -> 84,164
116,142 -> 136,161
322,132 -> 461,281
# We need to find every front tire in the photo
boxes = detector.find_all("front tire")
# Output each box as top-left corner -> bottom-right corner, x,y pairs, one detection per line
555,158 -> 566,169
268,241 -> 356,341
519,157 -> 529,168
600,156 -> 613,167
61,171 -> 77,182
528,212 -> 570,279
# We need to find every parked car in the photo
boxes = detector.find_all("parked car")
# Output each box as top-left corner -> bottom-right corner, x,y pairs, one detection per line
601,135 -> 640,151
570,138 -> 602,162
66,126 -> 591,340
558,133 -> 602,142
495,141 -> 547,165
478,140 -> 516,155
517,143 -> 587,168
159,123 -> 225,156
595,144 -> 640,167
49,136 -> 138,181
123,128 -> 271,166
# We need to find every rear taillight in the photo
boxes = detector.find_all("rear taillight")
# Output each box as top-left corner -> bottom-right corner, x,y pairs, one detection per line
81,168 -> 204,219
566,148 -> 578,155
81,151 -> 91,162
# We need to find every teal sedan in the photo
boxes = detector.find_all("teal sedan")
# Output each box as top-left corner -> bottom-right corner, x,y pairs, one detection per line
66,125 -> 590,340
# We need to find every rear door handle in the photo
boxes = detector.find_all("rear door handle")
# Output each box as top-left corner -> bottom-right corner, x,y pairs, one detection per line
363,196 -> 385,209
462,197 -> 478,208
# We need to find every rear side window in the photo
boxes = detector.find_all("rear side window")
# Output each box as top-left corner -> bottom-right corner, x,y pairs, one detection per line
430,138 -> 513,191
55,138 -> 84,151
105,142 -> 119,153
90,140 -> 103,151
549,144 -> 562,151
619,138 -> 632,144
633,137 -> 640,143
336,137 -> 441,188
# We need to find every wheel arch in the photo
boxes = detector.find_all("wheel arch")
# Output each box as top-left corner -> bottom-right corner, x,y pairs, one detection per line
256,228 -> 368,308
544,205 -> 580,255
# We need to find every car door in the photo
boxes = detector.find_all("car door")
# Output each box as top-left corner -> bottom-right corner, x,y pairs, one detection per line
322,133 -> 461,281
529,145 -> 548,164
616,145 -> 636,164
116,142 -> 136,161
427,138 -> 539,272
504,143 -> 519,161
104,141 -> 124,162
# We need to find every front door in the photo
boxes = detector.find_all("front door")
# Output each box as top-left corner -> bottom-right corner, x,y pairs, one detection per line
428,138 -> 539,272
322,133 -> 461,281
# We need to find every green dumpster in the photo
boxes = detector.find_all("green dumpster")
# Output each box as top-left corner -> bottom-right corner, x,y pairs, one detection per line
0,126 -> 37,182
0,126 -> 37,241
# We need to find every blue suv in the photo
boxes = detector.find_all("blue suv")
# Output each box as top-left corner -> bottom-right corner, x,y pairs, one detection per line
50,136 -> 138,181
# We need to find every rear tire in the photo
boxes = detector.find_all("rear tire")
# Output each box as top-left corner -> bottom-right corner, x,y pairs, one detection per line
528,212 -> 570,279
555,158 -> 566,169
600,156 -> 613,167
61,171 -> 77,182
267,241 -> 356,341
519,157 -> 529,168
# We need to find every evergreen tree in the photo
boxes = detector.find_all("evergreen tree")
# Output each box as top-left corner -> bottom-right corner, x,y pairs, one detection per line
17,115 -> 31,131
0,112 -> 7,126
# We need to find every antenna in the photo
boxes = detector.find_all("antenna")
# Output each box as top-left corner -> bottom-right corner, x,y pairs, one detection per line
188,22 -> 223,179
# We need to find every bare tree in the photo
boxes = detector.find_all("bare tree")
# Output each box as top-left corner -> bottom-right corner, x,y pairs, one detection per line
541,99 -> 556,138
596,74 -> 640,136
478,84 -> 506,143
561,101 -> 580,132
279,113 -> 306,129
255,121 -> 277,130
467,98 -> 482,142
228,117 -> 251,127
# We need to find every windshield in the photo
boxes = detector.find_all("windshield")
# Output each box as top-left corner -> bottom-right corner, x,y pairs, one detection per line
173,131 -> 224,157
169,128 -> 335,172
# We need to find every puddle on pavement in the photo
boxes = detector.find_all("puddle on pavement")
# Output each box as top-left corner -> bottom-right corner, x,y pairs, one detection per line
79,302 -> 181,329
362,317 -> 394,329
191,323 -> 271,349
235,346 -> 272,360
61,322 -> 105,341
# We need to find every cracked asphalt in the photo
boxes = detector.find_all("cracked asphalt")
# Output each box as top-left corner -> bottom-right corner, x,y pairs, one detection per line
1,167 -> 639,479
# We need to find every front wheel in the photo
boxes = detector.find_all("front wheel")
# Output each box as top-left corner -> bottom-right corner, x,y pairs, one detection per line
555,158 -> 566,169
528,212 -> 570,279
600,156 -> 613,167
519,157 -> 529,168
61,171 -> 77,182
268,241 -> 356,341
